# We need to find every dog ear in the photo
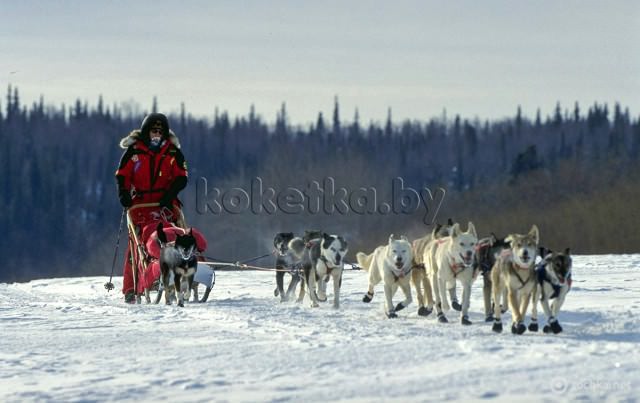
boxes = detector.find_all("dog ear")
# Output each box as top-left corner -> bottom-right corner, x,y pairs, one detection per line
504,235 -> 513,245
450,223 -> 460,238
489,233 -> 497,246
156,222 -> 167,244
322,232 -> 333,246
388,234 -> 395,244
432,223 -> 442,236
467,222 -> 477,238
529,225 -> 540,244
447,218 -> 454,226
564,247 -> 571,256
401,235 -> 409,242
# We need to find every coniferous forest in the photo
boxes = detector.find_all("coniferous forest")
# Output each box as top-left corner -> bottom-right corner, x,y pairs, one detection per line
1,85 -> 639,282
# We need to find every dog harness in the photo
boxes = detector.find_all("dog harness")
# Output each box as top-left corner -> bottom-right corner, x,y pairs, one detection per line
391,263 -> 412,282
535,262 -> 571,299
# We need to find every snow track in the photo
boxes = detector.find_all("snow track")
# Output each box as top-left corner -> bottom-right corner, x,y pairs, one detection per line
1,255 -> 639,402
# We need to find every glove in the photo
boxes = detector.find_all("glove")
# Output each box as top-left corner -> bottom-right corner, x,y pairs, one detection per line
119,189 -> 132,208
159,176 -> 187,208
159,193 -> 174,209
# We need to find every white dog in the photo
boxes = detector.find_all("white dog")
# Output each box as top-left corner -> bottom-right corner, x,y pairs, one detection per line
426,222 -> 478,325
358,235 -> 413,318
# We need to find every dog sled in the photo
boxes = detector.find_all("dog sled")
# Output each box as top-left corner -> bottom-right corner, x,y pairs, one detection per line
126,203 -> 215,304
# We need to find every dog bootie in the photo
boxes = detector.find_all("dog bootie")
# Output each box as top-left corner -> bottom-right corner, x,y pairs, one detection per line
437,312 -> 449,323
124,291 -> 136,304
485,314 -> 494,322
511,322 -> 526,335
550,320 -> 563,334
528,320 -> 539,332
418,306 -> 433,317
452,300 -> 462,311
386,310 -> 398,319
461,315 -> 472,326
362,291 -> 373,303
394,302 -> 406,312
492,321 -> 503,333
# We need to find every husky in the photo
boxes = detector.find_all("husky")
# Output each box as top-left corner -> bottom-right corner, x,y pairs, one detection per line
411,219 -> 454,316
530,247 -> 573,334
490,225 -> 540,334
427,222 -> 478,325
156,222 -> 198,307
273,232 -> 306,303
475,234 -> 510,322
303,233 -> 348,309
358,235 -> 413,318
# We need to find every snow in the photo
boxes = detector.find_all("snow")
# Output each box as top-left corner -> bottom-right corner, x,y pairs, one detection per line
1,255 -> 639,402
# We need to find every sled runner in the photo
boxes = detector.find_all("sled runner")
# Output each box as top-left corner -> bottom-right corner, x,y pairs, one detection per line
126,203 -> 215,304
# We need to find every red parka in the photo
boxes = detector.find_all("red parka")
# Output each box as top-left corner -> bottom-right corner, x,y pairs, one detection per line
115,130 -> 187,206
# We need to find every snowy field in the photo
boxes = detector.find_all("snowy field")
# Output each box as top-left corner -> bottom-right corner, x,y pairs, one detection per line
1,255 -> 639,402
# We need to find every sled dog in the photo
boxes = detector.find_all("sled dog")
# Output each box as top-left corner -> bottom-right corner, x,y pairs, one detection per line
411,219 -> 454,316
156,222 -> 198,307
303,233 -> 348,309
358,235 -> 413,318
531,247 -> 572,334
427,222 -> 478,325
491,225 -> 540,334
273,232 -> 306,302
475,234 -> 510,322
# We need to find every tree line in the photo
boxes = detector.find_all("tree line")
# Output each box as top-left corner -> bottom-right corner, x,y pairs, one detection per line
1,85 -> 638,282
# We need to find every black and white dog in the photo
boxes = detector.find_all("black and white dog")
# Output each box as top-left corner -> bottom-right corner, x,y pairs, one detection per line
273,232 -> 305,302
531,247 -> 573,334
156,223 -> 198,307
304,233 -> 348,309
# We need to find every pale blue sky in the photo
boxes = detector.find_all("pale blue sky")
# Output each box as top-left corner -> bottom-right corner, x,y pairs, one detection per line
2,0 -> 638,124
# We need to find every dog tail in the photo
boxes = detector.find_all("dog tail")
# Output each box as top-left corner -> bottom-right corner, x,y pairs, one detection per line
356,251 -> 374,271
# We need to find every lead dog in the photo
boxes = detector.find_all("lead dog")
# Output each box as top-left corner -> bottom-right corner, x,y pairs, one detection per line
273,232 -> 306,302
427,222 -> 478,325
156,222 -> 198,307
491,225 -> 540,334
358,235 -> 413,318
530,247 -> 573,334
303,233 -> 348,309
411,219 -> 454,316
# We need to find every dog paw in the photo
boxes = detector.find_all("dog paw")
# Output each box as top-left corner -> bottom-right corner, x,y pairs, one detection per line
492,321 -> 503,333
485,314 -> 494,322
461,315 -> 472,326
274,288 -> 280,297
500,305 -> 508,314
550,321 -> 563,334
528,321 -> 539,332
418,306 -> 433,317
543,324 -> 552,333
511,322 -> 526,335
452,300 -> 462,311
386,311 -> 398,318
362,292 -> 373,303
317,293 -> 327,302
178,301 -> 184,308
394,302 -> 406,312
437,313 -> 448,323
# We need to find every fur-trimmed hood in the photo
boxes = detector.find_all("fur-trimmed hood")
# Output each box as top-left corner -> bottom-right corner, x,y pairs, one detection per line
119,129 -> 181,149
